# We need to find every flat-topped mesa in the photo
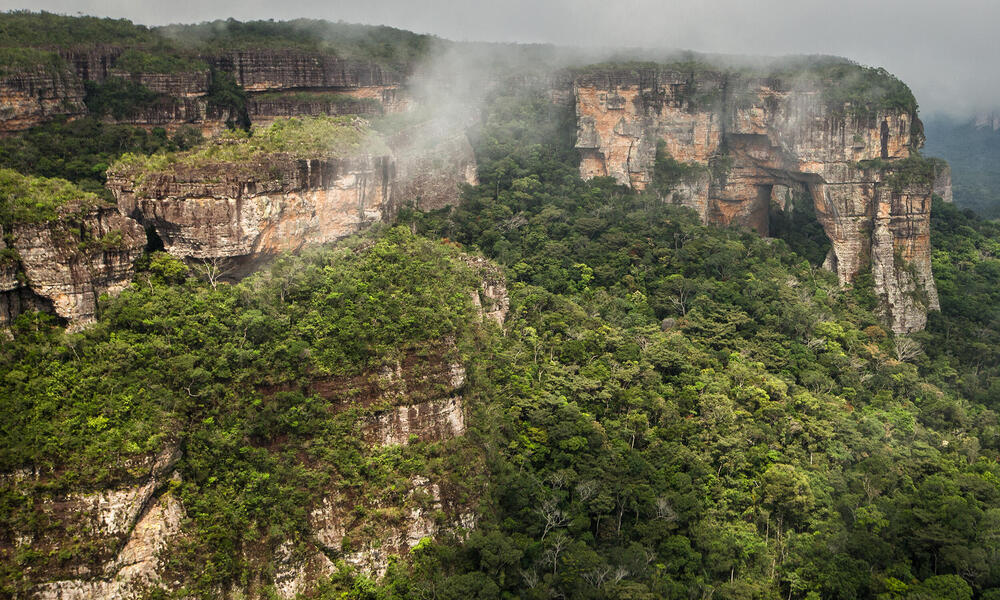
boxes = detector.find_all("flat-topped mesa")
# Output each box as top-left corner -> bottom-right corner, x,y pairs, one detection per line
0,170 -> 146,327
573,61 -> 940,333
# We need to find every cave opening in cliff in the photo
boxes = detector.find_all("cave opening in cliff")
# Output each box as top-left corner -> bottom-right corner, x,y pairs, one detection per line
768,185 -> 832,266
144,224 -> 164,253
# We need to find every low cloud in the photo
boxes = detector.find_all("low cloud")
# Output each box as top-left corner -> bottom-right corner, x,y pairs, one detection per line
8,0 -> 999,117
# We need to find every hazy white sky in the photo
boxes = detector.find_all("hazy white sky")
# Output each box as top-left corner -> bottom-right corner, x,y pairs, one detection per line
2,0 -> 997,116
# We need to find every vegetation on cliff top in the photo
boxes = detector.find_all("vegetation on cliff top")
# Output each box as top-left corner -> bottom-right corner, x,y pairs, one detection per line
0,228 -> 486,596
110,116 -> 388,184
0,10 -> 155,47
112,49 -> 209,74
0,168 -> 108,226
3,82 -> 1000,600
857,154 -> 939,193
0,117 -> 203,201
158,18 -> 434,67
812,63 -> 918,117
0,47 -> 68,77
570,56 -> 917,117
0,11 -> 433,75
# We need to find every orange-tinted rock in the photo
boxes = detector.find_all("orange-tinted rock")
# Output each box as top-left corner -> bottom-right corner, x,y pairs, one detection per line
574,67 -> 939,333
107,128 -> 476,265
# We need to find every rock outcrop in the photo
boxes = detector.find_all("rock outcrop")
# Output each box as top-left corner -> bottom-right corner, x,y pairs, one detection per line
111,154 -> 395,261
107,118 -> 477,267
245,88 -> 399,127
389,123 -> 480,213
0,63 -> 86,133
573,66 -> 940,332
0,45 -> 411,134
933,160 -> 953,203
5,445 -> 181,599
209,50 -> 404,91
0,201 -> 146,328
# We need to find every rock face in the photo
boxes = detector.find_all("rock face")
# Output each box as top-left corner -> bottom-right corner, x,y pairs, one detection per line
246,87 -> 400,127
933,160 -> 953,203
0,203 -> 146,327
5,445 -> 181,600
573,67 -> 940,332
0,65 -> 86,133
108,129 -> 476,267
0,46 -> 411,134
209,50 -> 403,91
389,124 -> 480,212
111,155 -> 395,261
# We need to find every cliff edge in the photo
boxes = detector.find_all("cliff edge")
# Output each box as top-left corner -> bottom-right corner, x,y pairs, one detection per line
573,61 -> 940,332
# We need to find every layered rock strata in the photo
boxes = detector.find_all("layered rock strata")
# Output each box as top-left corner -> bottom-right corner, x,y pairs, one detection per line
0,202 -> 146,327
108,125 -> 476,266
0,46 -> 411,133
209,50 -> 403,91
110,155 -> 395,261
0,64 -> 86,133
574,67 -> 940,332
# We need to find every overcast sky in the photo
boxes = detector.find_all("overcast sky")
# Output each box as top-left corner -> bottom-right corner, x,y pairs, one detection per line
3,0 -> 997,117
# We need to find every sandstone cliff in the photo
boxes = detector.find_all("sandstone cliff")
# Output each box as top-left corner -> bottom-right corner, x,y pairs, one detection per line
107,117 -> 476,266
0,197 -> 145,328
0,45 -> 411,134
111,154 -> 395,261
208,49 -> 404,92
0,62 -> 86,133
573,64 -> 940,332
388,122 -> 480,213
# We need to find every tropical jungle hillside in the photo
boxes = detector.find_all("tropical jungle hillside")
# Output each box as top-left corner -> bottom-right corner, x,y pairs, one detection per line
2,11 -> 1000,600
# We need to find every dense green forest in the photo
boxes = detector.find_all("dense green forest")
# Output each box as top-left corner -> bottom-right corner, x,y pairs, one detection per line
3,80 -> 1000,600
0,11 -> 433,71
2,10 -> 1000,600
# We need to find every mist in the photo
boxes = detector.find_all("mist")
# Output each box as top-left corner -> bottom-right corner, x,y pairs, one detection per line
3,0 -> 998,117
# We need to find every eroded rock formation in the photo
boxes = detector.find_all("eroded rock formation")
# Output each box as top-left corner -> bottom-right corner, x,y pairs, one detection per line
389,124 -> 480,212
0,202 -> 146,327
108,132 -> 476,267
573,67 -> 940,332
0,65 -> 86,133
110,155 -> 395,261
0,46 -> 411,134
